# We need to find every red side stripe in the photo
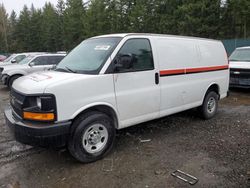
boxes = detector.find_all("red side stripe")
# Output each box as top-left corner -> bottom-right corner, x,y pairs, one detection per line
160,65 -> 228,76
186,65 -> 229,73
160,69 -> 185,75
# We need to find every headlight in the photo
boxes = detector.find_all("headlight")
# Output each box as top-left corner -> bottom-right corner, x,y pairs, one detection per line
23,95 -> 57,121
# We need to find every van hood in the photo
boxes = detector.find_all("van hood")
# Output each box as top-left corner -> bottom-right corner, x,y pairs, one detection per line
229,61 -> 250,69
12,71 -> 83,94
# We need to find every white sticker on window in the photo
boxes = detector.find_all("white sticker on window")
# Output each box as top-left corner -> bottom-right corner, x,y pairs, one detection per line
94,45 -> 111,50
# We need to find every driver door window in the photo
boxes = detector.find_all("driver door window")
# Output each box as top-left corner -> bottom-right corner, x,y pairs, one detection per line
116,39 -> 154,72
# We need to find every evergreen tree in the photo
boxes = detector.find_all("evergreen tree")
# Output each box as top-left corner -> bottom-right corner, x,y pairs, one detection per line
29,5 -> 43,51
64,0 -> 86,50
7,11 -> 18,52
16,5 -> 31,51
85,0 -> 110,37
56,0 -> 66,50
174,0 -> 221,38
41,2 -> 60,52
0,3 -> 9,52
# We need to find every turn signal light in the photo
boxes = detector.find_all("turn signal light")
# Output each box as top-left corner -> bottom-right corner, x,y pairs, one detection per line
23,112 -> 55,121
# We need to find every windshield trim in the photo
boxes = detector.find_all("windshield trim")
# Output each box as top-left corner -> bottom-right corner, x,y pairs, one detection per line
55,37 -> 122,75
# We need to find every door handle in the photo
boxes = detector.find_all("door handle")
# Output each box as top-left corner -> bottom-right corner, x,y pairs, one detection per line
155,73 -> 159,85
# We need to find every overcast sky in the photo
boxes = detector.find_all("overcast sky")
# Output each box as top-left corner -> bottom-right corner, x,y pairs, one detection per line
0,0 -> 59,15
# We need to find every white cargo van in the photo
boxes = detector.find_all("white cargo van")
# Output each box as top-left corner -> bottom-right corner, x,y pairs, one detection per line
5,34 -> 229,163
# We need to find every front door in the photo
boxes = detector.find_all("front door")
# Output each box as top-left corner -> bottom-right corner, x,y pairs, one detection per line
112,38 -> 160,128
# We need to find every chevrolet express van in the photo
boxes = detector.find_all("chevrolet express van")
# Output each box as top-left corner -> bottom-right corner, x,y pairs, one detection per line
229,46 -> 250,88
5,34 -> 229,163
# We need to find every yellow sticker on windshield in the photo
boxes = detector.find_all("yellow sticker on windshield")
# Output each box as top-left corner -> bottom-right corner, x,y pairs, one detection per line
94,45 -> 111,50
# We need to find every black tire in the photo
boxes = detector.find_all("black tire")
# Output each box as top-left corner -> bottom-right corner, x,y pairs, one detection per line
8,75 -> 21,88
68,111 -> 116,163
199,91 -> 219,120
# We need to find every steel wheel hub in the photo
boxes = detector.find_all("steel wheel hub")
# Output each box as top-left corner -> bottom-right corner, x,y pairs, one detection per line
82,124 -> 108,154
207,97 -> 216,113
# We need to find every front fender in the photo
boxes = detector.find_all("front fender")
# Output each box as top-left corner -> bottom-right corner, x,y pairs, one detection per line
71,102 -> 119,122
7,70 -> 26,77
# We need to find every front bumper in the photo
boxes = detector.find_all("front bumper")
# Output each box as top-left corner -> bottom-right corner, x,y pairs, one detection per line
230,77 -> 250,88
230,69 -> 250,89
4,108 -> 72,148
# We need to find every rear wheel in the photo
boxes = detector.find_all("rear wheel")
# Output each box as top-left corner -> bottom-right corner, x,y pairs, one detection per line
199,91 -> 219,119
8,75 -> 21,88
68,111 -> 115,163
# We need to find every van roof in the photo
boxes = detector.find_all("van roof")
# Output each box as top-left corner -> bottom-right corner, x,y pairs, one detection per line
92,33 -> 220,42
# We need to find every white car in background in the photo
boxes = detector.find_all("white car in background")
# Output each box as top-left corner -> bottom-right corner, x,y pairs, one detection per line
0,53 -> 31,65
229,46 -> 250,88
0,53 -> 66,87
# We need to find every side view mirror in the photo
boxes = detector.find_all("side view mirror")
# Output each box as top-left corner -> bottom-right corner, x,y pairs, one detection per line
114,54 -> 134,71
29,62 -> 35,67
11,59 -> 16,64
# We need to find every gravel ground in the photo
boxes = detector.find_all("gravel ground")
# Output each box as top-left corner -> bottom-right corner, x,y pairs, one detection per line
0,83 -> 249,188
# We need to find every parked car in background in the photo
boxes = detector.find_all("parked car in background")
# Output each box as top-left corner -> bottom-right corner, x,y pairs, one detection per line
1,53 -> 28,65
0,53 -> 66,87
0,55 -> 7,62
0,52 -> 46,65
4,33 -> 229,163
229,46 -> 250,88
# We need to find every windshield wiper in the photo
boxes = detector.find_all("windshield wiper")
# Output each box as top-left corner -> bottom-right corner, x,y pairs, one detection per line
65,66 -> 77,73
55,66 -> 77,73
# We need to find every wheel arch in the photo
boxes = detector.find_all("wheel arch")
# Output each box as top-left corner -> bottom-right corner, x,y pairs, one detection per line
203,83 -> 220,101
72,103 -> 119,129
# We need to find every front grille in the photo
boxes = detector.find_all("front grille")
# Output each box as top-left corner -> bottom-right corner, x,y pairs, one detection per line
230,68 -> 250,85
10,89 -> 25,118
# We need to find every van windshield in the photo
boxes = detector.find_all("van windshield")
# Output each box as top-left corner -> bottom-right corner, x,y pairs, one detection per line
229,49 -> 250,62
56,37 -> 121,74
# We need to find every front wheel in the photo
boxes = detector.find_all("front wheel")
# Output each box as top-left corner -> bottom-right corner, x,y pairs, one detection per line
68,111 -> 115,163
199,91 -> 219,119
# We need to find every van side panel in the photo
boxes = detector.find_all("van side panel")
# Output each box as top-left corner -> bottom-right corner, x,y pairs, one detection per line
184,41 -> 229,106
155,37 -> 199,116
156,37 -> 229,117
